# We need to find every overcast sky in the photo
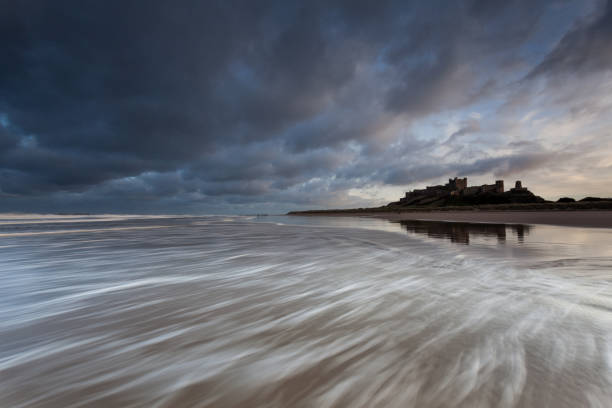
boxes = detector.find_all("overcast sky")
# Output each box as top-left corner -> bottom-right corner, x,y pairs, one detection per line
1,0 -> 611,214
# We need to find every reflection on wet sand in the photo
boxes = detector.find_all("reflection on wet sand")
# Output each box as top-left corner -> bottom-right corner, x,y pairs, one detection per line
1,215 -> 611,407
398,219 -> 531,244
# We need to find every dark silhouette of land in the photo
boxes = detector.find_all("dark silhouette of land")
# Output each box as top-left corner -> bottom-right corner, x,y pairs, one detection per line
394,177 -> 546,207
288,176 -> 612,228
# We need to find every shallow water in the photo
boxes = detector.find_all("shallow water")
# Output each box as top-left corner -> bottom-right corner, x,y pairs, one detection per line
1,214 -> 611,407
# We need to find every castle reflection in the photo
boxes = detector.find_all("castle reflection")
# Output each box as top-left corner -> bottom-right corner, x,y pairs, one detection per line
397,219 -> 531,245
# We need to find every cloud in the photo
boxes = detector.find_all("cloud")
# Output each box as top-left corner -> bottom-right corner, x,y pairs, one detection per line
0,0 -> 610,212
443,118 -> 481,145
528,0 -> 612,78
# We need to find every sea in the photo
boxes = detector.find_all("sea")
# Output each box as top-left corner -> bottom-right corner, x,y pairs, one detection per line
1,214 -> 611,407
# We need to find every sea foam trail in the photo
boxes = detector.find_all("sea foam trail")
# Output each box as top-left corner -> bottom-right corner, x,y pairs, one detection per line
0,215 -> 611,407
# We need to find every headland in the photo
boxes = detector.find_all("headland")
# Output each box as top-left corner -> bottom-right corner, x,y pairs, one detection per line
288,177 -> 612,228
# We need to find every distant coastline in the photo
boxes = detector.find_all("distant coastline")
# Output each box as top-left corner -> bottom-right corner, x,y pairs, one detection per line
288,176 -> 612,228
288,199 -> 612,214
287,208 -> 612,229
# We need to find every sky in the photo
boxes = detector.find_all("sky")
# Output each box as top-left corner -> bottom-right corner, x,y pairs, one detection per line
1,0 -> 611,214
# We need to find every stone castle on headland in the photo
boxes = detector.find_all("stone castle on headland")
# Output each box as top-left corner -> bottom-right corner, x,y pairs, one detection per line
394,177 -> 544,207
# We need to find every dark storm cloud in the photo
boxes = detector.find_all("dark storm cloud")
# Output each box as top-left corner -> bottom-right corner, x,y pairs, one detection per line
0,0 -> 609,212
529,0 -> 612,77
0,123 -> 19,152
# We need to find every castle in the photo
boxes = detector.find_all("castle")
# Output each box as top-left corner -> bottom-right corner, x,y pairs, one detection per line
397,177 -> 534,206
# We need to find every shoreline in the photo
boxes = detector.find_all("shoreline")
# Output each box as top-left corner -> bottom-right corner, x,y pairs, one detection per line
289,210 -> 612,229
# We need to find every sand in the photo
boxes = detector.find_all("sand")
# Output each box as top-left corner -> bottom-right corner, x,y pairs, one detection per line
296,210 -> 612,228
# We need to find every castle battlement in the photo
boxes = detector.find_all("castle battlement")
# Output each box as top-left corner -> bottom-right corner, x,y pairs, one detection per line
398,177 -> 529,206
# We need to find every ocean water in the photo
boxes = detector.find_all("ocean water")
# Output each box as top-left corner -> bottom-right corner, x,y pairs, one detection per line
1,214 -> 611,407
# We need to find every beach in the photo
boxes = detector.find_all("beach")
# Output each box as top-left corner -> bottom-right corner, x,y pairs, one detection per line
2,214 -> 612,407
291,210 -> 612,228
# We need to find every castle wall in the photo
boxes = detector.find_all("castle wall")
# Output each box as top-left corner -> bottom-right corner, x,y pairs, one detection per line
456,178 -> 467,191
447,177 -> 467,191
480,184 -> 498,193
400,177 -> 509,203
495,180 -> 504,193
463,186 -> 480,195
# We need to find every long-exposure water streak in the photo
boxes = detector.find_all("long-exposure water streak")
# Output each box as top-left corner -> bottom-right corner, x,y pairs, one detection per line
1,214 -> 611,407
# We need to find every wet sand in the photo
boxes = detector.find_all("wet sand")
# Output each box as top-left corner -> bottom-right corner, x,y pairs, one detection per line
296,210 -> 612,228
2,215 -> 612,407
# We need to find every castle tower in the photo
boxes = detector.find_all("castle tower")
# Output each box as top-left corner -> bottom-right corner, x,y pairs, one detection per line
456,177 -> 467,191
448,177 -> 467,191
495,180 -> 504,193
